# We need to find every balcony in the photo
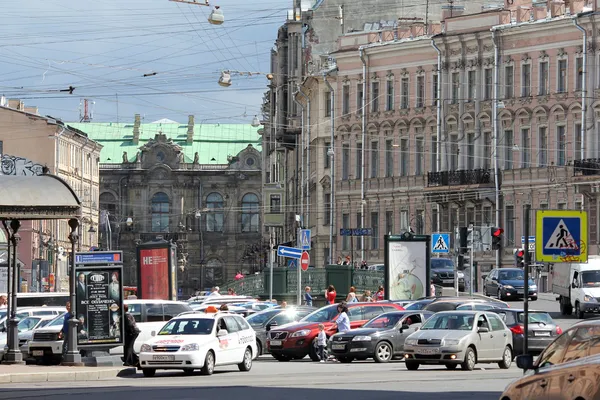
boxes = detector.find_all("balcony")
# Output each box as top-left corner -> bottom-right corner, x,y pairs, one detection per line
574,159 -> 600,176
427,169 -> 492,187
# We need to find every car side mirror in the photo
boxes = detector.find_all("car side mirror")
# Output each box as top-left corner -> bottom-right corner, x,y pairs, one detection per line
478,327 -> 489,333
516,354 -> 535,371
572,282 -> 578,289
150,330 -> 156,337
400,324 -> 410,332
217,329 -> 228,337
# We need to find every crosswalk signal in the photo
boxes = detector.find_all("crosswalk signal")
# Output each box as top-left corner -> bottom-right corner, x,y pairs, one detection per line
492,227 -> 504,250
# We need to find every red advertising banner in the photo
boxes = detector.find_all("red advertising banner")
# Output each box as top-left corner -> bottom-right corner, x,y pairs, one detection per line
139,248 -> 169,300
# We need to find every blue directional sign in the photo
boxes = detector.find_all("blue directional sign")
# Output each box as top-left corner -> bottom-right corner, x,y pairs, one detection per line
339,229 -> 352,236
75,251 -> 123,265
300,229 -> 311,250
521,236 -> 536,251
339,228 -> 373,236
536,210 -> 588,263
277,245 -> 303,259
431,233 -> 450,254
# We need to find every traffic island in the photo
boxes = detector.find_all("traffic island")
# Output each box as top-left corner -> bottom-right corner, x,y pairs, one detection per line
0,365 -> 137,384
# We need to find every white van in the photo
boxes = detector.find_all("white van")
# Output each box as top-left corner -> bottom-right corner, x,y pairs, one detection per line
554,256 -> 600,318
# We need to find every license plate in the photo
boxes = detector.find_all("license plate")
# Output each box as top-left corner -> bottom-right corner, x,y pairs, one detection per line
534,331 -> 551,337
152,355 -> 175,361
32,350 -> 44,357
443,280 -> 454,284
270,340 -> 282,346
332,344 -> 345,350
517,290 -> 524,294
416,348 -> 439,355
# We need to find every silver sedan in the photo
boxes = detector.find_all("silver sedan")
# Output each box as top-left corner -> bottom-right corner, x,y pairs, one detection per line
403,310 -> 513,371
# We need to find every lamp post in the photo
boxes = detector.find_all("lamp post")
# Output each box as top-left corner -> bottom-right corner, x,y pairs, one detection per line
4,219 -> 23,364
88,226 -> 96,249
62,218 -> 82,365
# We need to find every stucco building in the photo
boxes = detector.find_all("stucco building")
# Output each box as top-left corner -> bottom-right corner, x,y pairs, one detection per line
70,117 -> 263,295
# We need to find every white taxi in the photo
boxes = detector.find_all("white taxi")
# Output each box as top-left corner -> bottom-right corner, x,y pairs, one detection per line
139,311 -> 257,377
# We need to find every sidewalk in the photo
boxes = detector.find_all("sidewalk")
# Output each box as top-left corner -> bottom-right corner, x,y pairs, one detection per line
0,364 -> 137,384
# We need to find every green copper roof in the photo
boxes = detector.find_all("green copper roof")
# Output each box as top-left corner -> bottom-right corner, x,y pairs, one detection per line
67,122 -> 262,164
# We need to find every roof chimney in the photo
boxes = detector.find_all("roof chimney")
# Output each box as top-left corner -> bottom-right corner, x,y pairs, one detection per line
550,0 -> 566,17
533,1 -> 548,20
567,0 -> 585,13
442,5 -> 465,20
133,114 -> 141,145
187,115 -> 195,144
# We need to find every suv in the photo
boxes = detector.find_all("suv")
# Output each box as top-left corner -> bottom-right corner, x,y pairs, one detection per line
267,302 -> 404,362
431,258 -> 465,292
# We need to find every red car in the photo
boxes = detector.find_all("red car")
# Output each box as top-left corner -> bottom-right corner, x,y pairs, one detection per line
267,302 -> 405,361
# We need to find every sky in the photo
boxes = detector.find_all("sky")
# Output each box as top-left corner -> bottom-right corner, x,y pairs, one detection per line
0,0 -> 288,125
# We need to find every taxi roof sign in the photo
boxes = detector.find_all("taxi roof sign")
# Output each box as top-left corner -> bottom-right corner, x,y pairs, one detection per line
535,210 -> 587,263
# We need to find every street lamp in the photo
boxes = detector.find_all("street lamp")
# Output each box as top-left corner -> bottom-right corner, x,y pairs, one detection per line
251,115 -> 261,128
126,217 -> 133,228
3,219 -> 23,364
62,218 -> 82,365
208,6 -> 225,25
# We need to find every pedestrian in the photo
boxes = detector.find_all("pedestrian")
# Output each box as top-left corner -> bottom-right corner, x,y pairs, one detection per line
0,295 -> 6,308
430,280 -> 436,297
227,288 -> 236,296
336,256 -> 343,265
374,286 -> 385,301
335,302 -> 351,333
317,323 -> 327,363
61,301 -> 72,358
326,285 -> 337,305
219,304 -> 229,311
123,303 -> 140,366
346,286 -> 358,303
361,290 -> 373,302
208,286 -> 221,297
235,271 -> 244,281
304,286 -> 313,306
281,301 -> 287,309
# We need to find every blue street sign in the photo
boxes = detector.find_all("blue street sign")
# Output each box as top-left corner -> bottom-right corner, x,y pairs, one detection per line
75,251 -> 123,265
431,233 -> 450,254
300,229 -> 311,250
536,210 -> 588,263
521,236 -> 536,243
339,228 -> 352,236
339,228 -> 373,236
277,245 -> 302,259
288,259 -> 297,268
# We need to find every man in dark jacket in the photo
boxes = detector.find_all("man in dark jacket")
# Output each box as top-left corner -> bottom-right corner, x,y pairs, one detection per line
123,304 -> 140,366
61,301 -> 72,358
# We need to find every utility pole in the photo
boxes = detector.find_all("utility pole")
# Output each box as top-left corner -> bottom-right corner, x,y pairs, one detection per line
469,224 -> 474,297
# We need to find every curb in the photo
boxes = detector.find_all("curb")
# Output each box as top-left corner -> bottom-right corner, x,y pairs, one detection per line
0,367 -> 137,384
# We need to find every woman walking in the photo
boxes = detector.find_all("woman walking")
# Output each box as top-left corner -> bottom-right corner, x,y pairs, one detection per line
326,285 -> 337,305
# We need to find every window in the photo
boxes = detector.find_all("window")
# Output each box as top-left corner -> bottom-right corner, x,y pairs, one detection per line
371,81 -> 379,112
432,73 -> 438,105
558,59 -> 567,93
0,140 -> 3,155
467,133 -> 475,170
151,192 -> 169,232
415,137 -> 424,175
324,142 -> 331,169
324,194 -> 331,225
348,307 -> 364,322
356,213 -> 362,250
557,125 -> 566,166
431,207 -> 438,232
431,135 -> 438,172
483,132 -> 492,169
484,68 -> 492,100
451,72 -> 459,103
416,75 -> 425,108
585,327 -> 600,357
342,144 -> 350,180
386,79 -> 394,111
224,316 -> 242,333
206,192 -> 224,232
504,66 -> 514,98
342,85 -> 350,115
356,143 -> 362,179
538,127 -> 547,167
356,83 -> 363,113
483,206 -> 492,225
576,57 -> 583,91
269,194 -> 281,214
241,193 -> 259,232
363,306 -> 384,321
146,303 -> 165,322
385,211 -> 393,235
504,130 -> 513,170
385,140 -> 393,178
400,138 -> 409,176
537,329 -> 574,368
325,91 -> 332,117
575,123 -> 582,160
450,134 -> 459,171
521,128 -> 530,168
400,210 -> 408,231
539,61 -> 549,95
415,209 -> 424,234
164,304 -> 190,321
467,70 -> 476,102
401,77 -> 409,109
342,213 -> 350,250
488,314 -> 505,331
371,212 -> 379,249
370,141 -> 379,178
522,64 -> 531,97
506,205 -> 515,246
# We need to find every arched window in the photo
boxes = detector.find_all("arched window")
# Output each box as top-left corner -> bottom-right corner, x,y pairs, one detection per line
241,193 -> 259,233
151,192 -> 169,232
99,192 -> 117,215
205,259 -> 223,288
206,192 -> 224,232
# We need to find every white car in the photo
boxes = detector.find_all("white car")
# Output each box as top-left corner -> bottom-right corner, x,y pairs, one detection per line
139,311 -> 257,377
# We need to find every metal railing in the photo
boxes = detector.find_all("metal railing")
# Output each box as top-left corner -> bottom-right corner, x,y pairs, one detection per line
574,159 -> 600,176
427,169 -> 492,187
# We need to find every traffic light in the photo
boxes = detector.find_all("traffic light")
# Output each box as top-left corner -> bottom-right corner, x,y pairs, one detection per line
492,227 -> 504,250
515,248 -> 525,268
459,227 -> 468,254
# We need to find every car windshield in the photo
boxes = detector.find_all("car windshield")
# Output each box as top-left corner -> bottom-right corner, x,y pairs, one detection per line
158,318 -> 214,335
405,301 -> 431,310
47,313 -> 66,327
420,313 -> 475,330
301,305 -> 339,323
431,259 -> 454,269
364,314 -> 403,329
18,317 -> 41,332
246,310 -> 280,326
581,271 -> 600,288
517,312 -> 553,325
499,270 -> 525,280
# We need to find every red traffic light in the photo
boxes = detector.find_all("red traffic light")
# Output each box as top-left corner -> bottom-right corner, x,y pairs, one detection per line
492,228 -> 504,237
517,250 -> 524,257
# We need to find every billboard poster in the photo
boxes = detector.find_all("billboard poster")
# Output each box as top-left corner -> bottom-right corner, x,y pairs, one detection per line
139,247 -> 170,300
385,235 -> 431,301
75,266 -> 124,347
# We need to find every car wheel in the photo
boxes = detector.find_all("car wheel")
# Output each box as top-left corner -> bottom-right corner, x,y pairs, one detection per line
461,347 -> 476,371
238,347 -> 252,372
256,340 -> 263,357
576,302 -> 585,319
337,356 -> 353,363
445,364 -> 457,370
530,296 -> 537,302
309,339 -> 322,362
405,361 -> 420,370
200,351 -> 215,375
183,368 -> 194,375
142,368 -> 156,377
498,346 -> 512,369
374,342 -> 393,363
272,353 -> 291,362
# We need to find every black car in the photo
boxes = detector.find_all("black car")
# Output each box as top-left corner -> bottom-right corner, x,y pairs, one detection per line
483,268 -> 538,301
431,258 -> 465,292
491,308 -> 562,355
328,311 -> 434,363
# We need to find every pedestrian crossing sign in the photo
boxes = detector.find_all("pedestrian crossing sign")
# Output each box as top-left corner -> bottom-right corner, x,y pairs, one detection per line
536,210 -> 588,263
431,233 -> 450,254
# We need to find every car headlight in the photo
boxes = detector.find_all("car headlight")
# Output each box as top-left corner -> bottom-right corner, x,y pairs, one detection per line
530,285 -> 537,290
502,285 -> 514,289
352,336 -> 372,341
291,330 -> 311,337
584,295 -> 596,302
444,339 -> 460,345
140,344 -> 152,352
180,343 -> 200,352
404,338 -> 417,346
